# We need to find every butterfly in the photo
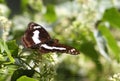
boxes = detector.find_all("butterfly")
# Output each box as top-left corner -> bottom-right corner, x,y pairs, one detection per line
22,22 -> 80,55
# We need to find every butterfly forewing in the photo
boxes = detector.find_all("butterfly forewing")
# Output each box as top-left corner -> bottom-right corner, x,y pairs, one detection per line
22,22 -> 51,48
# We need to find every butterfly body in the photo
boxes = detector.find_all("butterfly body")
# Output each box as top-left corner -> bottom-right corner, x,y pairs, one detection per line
22,22 -> 80,55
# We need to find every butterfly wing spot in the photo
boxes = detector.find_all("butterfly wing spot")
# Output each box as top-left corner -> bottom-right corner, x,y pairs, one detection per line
40,44 -> 66,50
68,48 -> 79,55
70,49 -> 76,52
32,30 -> 41,44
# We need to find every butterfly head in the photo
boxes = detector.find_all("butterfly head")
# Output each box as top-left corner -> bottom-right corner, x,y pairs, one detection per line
28,22 -> 42,31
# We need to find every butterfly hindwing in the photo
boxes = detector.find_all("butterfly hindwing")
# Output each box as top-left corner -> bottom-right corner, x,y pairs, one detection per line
39,39 -> 79,55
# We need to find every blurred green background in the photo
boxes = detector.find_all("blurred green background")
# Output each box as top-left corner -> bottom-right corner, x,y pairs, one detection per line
0,0 -> 120,81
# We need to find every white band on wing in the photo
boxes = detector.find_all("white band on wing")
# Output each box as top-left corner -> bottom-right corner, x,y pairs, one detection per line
32,30 -> 41,44
41,44 -> 66,50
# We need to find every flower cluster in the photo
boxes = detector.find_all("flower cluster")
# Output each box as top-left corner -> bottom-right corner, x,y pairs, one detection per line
0,16 -> 12,40
109,73 -> 120,81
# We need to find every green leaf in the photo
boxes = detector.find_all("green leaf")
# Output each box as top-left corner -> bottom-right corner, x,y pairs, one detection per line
0,39 -> 5,53
17,76 -> 38,81
0,54 -> 4,61
80,42 -> 102,71
98,24 -> 120,61
11,69 -> 35,81
44,5 -> 57,22
0,39 -> 15,64
93,29 -> 111,61
6,40 -> 19,57
21,0 -> 28,11
27,0 -> 42,12
103,7 -> 120,29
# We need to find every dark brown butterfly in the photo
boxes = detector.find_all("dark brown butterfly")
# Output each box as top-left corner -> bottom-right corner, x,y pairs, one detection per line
22,22 -> 80,55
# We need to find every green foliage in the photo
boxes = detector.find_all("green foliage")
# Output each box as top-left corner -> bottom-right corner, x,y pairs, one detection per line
21,0 -> 29,11
17,76 -> 38,81
0,0 -> 4,3
44,5 -> 57,22
6,40 -> 19,57
80,41 -> 102,71
0,38 -> 56,81
103,7 -> 120,29
108,73 -> 120,81
0,0 -> 120,81
101,7 -> 120,62
11,69 -> 35,81
0,39 -> 15,64
98,24 -> 120,61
